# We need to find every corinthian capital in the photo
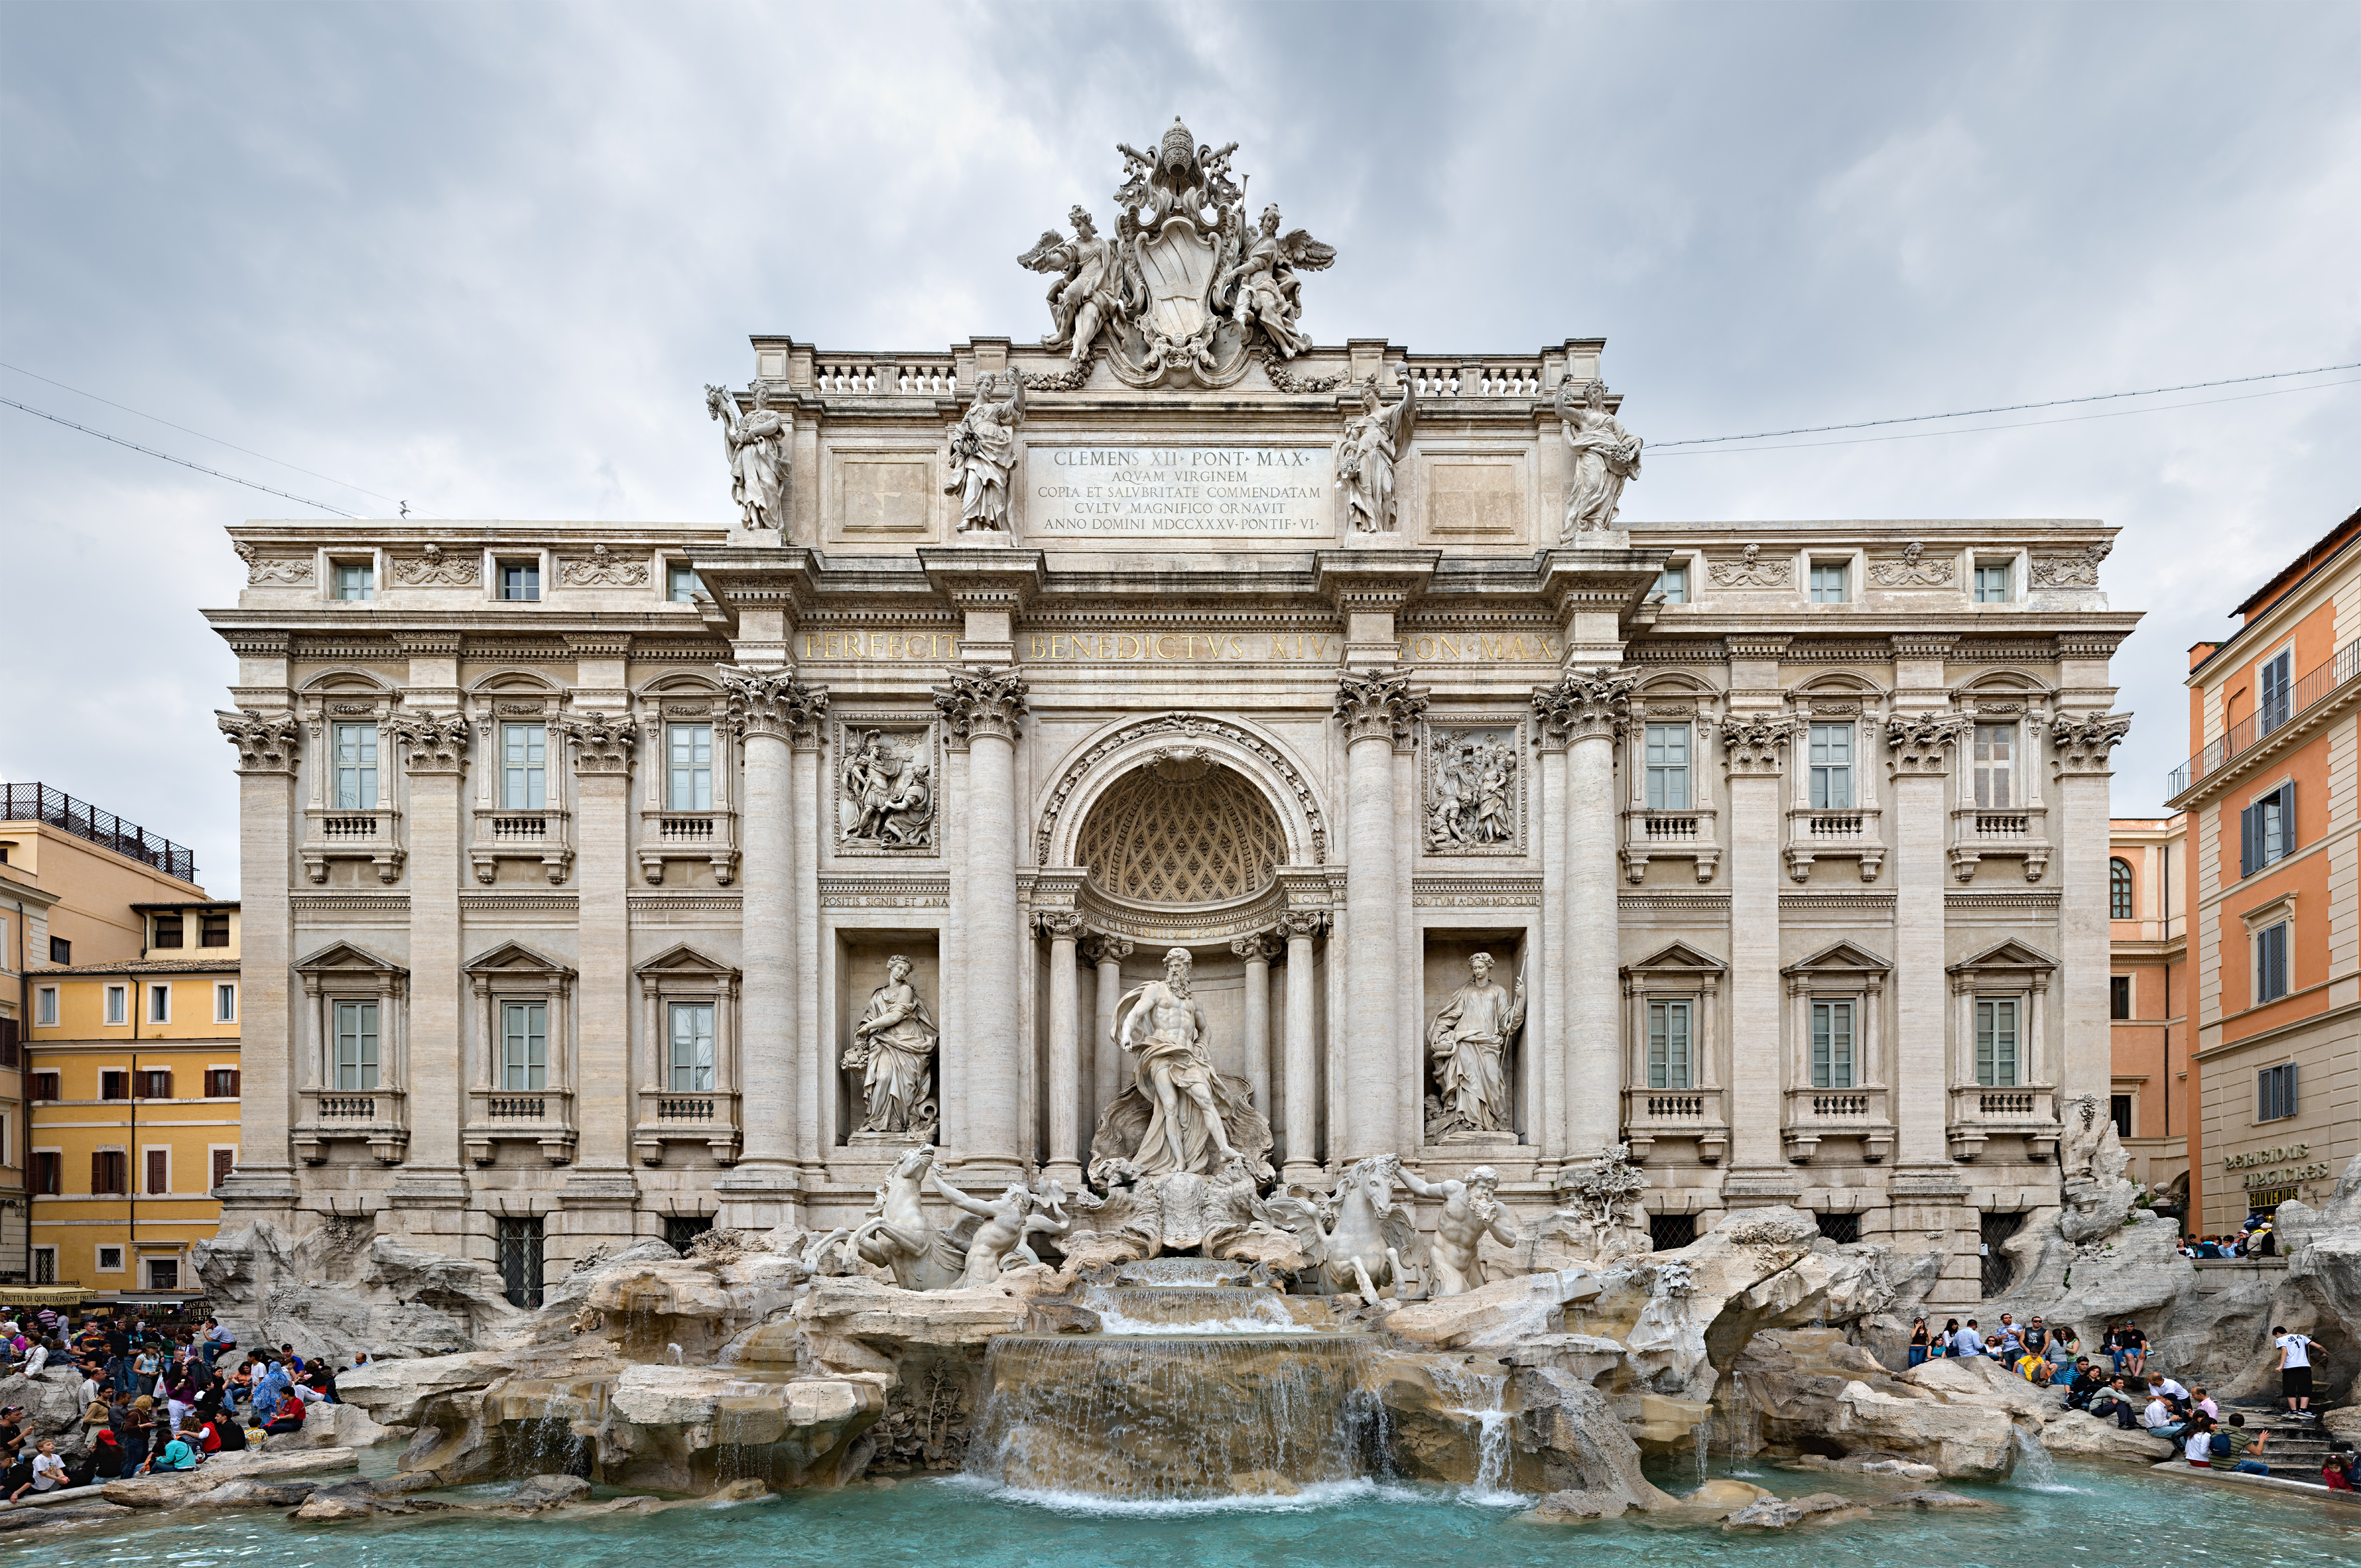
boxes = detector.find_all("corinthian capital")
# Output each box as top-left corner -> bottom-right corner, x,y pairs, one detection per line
1531,668 -> 1635,745
1081,933 -> 1135,966
2051,710 -> 2131,775
1035,910 -> 1087,941
382,710 -> 473,774
718,664 -> 830,744
1885,711 -> 1973,774
1230,932 -> 1280,962
216,708 -> 301,774
1719,714 -> 1802,774
557,710 -> 639,774
1334,668 -> 1426,749
933,666 -> 1029,743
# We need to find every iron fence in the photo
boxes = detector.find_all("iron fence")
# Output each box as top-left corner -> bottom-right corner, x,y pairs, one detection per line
0,783 -> 197,884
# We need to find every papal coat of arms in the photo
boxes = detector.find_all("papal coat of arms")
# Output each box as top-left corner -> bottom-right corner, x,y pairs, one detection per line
1019,118 -> 1336,388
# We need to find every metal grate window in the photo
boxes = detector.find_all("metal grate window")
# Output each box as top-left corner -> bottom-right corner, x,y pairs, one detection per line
1649,1214 -> 1696,1252
1815,1212 -> 1860,1244
1979,1211 -> 2025,1298
496,1216 -> 544,1308
664,1216 -> 714,1252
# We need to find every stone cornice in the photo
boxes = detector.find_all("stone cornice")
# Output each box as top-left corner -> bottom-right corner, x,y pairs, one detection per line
918,547 -> 1048,614
1313,550 -> 1440,614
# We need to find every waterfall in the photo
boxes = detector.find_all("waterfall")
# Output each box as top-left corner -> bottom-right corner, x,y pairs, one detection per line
2009,1425 -> 2078,1492
1417,1358 -> 1523,1504
1079,1285 -> 1311,1335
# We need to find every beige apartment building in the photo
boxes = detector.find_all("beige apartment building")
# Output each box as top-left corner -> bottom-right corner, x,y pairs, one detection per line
2167,504 -> 2361,1236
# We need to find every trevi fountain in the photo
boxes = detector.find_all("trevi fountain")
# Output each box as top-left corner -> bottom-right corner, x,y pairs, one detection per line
12,121 -> 2358,1561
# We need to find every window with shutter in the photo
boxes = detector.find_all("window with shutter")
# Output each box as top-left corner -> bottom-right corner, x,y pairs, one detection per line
204,1068 -> 241,1098
212,1148 -> 236,1188
2258,649 -> 2292,733
92,1150 -> 126,1194
146,1149 -> 169,1194
2256,921 -> 2290,1004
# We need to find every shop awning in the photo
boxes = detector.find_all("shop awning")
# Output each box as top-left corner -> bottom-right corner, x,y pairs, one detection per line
0,1287 -> 93,1306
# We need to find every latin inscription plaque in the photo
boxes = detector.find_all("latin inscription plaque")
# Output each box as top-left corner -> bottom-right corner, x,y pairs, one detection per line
1025,444 -> 1333,538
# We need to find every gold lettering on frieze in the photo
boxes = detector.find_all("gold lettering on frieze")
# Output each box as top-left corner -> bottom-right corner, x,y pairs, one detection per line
1022,630 -> 1341,664
801,630 -> 961,663
1400,631 -> 1564,665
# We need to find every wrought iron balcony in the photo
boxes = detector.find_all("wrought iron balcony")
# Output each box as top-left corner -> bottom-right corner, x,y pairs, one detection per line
2169,635 -> 2361,798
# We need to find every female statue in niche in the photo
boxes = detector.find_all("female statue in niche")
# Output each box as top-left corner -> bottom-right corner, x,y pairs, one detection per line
843,955 -> 939,1136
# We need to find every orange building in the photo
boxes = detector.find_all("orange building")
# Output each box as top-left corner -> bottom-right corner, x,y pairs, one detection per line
2107,814 -> 2186,1202
2167,505 -> 2361,1237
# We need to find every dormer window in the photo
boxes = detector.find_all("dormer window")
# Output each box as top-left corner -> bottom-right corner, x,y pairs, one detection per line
498,560 -> 541,602
153,914 -> 183,949
333,562 -> 374,601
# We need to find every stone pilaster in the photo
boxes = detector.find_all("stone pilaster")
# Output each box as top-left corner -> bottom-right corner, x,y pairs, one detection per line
935,666 -> 1030,1181
2053,712 -> 2132,1107
1232,932 -> 1278,1120
713,664 -> 828,1227
1719,709 -> 1802,1190
1533,669 -> 1634,1161
382,697 -> 471,1235
1277,912 -> 1326,1181
1887,708 -> 1972,1167
1334,668 -> 1425,1161
558,711 -> 635,1175
1040,912 -> 1087,1185
215,708 -> 303,1214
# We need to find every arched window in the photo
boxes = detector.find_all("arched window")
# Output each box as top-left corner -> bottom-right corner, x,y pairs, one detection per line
2109,857 -> 2134,920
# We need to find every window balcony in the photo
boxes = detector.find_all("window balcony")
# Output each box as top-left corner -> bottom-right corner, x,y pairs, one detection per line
1620,1086 -> 1727,1163
633,1088 -> 741,1165
1784,805 -> 1884,882
463,1087 -> 577,1165
470,806 -> 575,885
293,1086 -> 408,1165
1780,1085 -> 1894,1163
1946,1083 -> 2059,1162
637,807 -> 739,885
300,805 -> 404,884
1949,805 -> 2051,881
1620,807 -> 1720,883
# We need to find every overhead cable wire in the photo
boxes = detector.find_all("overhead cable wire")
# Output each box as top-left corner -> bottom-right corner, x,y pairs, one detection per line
1653,361 -> 2361,449
1653,375 -> 2361,456
0,359 -> 434,514
2,396 -> 358,517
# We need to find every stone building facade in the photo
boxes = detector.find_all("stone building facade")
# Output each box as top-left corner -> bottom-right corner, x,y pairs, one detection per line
202,134 -> 2137,1312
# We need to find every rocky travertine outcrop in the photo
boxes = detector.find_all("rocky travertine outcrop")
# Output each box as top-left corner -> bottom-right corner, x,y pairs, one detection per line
101,1449 -> 362,1508
193,1220 -> 521,1358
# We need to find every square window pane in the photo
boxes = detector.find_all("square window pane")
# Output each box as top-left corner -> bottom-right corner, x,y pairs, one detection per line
668,564 -> 701,603
1655,566 -> 1688,604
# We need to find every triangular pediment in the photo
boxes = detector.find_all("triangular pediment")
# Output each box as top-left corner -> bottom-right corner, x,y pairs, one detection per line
292,940 -> 405,977
633,942 -> 739,980
1948,939 -> 2057,975
463,940 -> 575,980
1783,939 -> 1891,976
1624,941 -> 1726,975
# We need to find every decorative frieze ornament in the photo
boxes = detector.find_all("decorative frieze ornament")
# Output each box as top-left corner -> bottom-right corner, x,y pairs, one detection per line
1017,118 -> 1334,388
1556,380 -> 1643,538
382,710 -> 472,774
1720,713 -> 1802,772
942,371 -> 1025,533
216,708 -> 301,773
558,544 -> 650,587
557,710 -> 638,774
704,381 -> 791,530
838,726 -> 936,849
718,665 -> 830,744
932,666 -> 1029,743
2029,541 -> 2110,588
1336,374 -> 1417,535
1334,668 -> 1427,747
1424,725 -> 1520,850
390,543 -> 477,587
233,542 -> 314,587
1867,541 -> 1954,587
1531,669 -> 1635,743
2050,710 -> 2132,774
1707,543 -> 1791,589
1885,710 -> 1973,772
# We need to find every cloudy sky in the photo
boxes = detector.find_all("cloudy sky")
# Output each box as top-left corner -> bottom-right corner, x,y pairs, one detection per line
4,1 -> 2356,898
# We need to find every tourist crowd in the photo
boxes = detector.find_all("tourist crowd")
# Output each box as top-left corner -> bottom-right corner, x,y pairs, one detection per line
2178,1218 -> 2278,1259
1902,1312 -> 2342,1484
0,1308 -> 362,1494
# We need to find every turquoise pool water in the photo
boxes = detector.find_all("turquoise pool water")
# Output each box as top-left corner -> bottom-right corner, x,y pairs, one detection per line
20,1460 -> 2359,1568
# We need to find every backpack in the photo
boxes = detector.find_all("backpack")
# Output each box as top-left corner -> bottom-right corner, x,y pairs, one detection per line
2209,1432 -> 2233,1457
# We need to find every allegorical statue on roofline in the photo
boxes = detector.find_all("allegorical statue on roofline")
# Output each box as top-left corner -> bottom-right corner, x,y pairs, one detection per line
704,381 -> 791,530
1019,117 -> 1335,389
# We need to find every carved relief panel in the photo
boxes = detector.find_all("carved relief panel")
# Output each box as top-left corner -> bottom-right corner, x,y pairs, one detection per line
833,716 -> 940,854
1421,718 -> 1525,855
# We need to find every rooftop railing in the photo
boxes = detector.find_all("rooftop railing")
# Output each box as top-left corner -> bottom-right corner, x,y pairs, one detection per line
2168,636 -> 2361,798
0,783 -> 197,885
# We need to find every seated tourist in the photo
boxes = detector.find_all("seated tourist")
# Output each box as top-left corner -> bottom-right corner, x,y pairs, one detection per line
262,1396 -> 306,1437
2209,1412 -> 2269,1474
148,1422 -> 202,1473
2183,1413 -> 2214,1465
2325,1443 -> 2357,1491
2142,1391 -> 2184,1440
2191,1385 -> 2219,1420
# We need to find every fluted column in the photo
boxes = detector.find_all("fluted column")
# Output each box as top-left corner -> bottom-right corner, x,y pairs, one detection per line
215,709 -> 303,1215
1279,912 -> 1325,1182
935,667 -> 1029,1181
713,666 -> 828,1227
1040,912 -> 1085,1185
1233,933 -> 1277,1117
1085,933 -> 1133,1153
1534,671 -> 1635,1163
1334,670 -> 1425,1163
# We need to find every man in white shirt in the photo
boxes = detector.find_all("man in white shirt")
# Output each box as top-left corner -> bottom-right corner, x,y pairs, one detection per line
2142,1395 -> 2184,1439
1953,1320 -> 1986,1358
2154,1375 -> 2190,1403
2273,1325 -> 2321,1418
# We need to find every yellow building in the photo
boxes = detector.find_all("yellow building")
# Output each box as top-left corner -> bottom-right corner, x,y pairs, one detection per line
3,784 -> 234,1296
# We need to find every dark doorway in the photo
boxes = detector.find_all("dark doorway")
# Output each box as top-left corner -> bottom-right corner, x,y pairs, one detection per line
496,1216 -> 545,1308
1980,1211 -> 2025,1298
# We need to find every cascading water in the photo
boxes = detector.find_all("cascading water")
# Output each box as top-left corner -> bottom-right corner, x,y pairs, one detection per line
1420,1360 -> 1520,1504
1079,1284 -> 1315,1334
2009,1425 -> 2076,1492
